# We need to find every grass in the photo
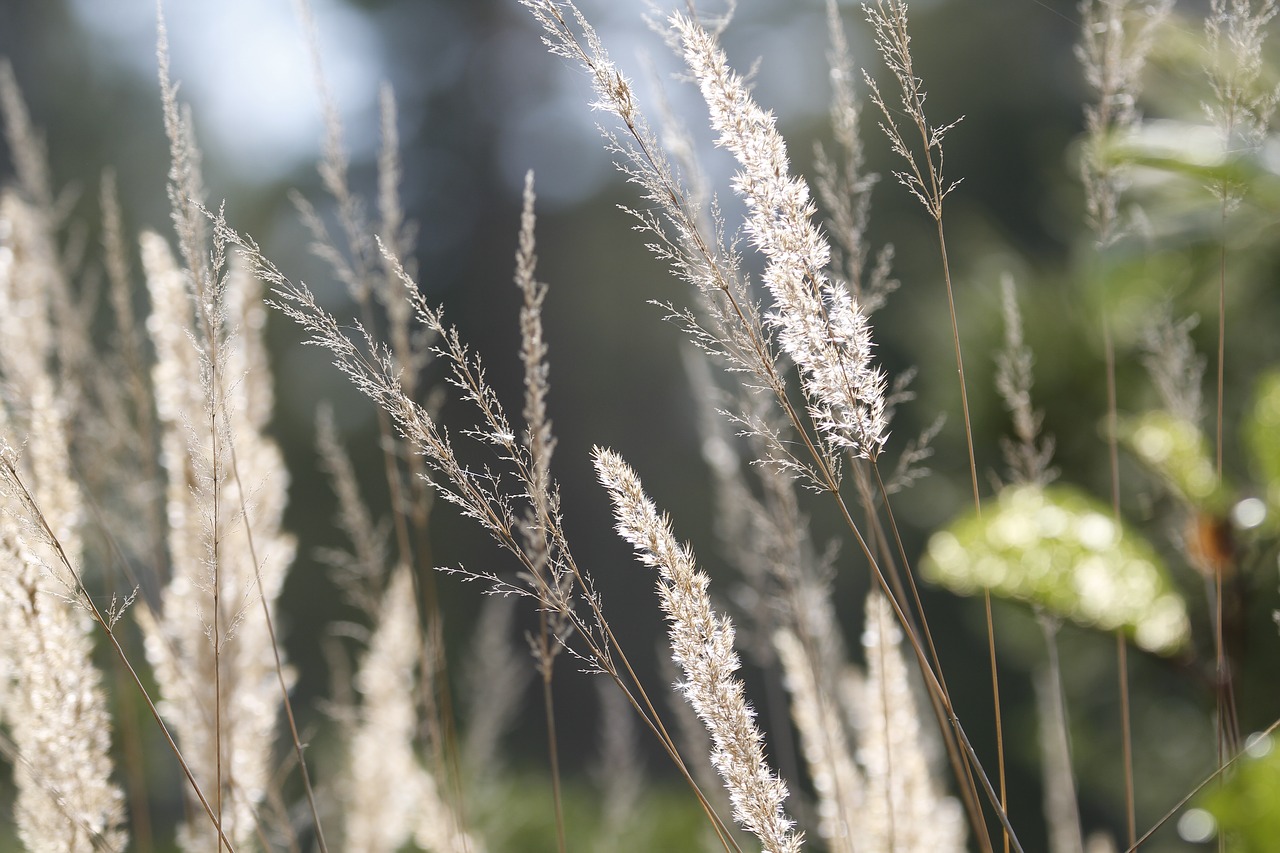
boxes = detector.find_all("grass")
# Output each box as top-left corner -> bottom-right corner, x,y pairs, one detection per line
1,0 -> 1280,851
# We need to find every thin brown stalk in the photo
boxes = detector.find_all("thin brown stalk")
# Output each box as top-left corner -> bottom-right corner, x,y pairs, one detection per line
949,706 -> 1026,853
934,225 -> 982,517
1126,715 -> 1280,851
870,464 -> 995,853
1213,204 -> 1233,777
540,639 -> 567,853
221,433 -> 330,851
248,224 -> 741,850
1104,320 -> 1137,847
936,220 -> 1007,853
1218,202 -> 1228,773
935,170 -> 1009,853
211,406 -> 226,853
1216,212 -> 1226,481
861,4 -> 1008,837
1117,632 -> 1135,847
853,467 -> 915,644
1104,321 -> 1121,517
940,222 -> 1009,850
1212,570 -> 1237,767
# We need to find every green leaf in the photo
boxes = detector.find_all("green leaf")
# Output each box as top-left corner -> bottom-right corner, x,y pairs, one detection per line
1245,369 -> 1280,514
1202,736 -> 1280,850
921,484 -> 1189,655
1120,410 -> 1226,512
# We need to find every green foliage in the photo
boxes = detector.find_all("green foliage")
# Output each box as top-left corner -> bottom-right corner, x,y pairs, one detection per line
472,770 -> 709,853
1120,409 -> 1227,512
1202,736 -> 1280,851
921,483 -> 1190,655
1245,369 -> 1280,513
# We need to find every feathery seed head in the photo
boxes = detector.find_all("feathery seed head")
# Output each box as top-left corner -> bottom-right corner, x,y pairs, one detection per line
595,447 -> 803,853
675,14 -> 887,460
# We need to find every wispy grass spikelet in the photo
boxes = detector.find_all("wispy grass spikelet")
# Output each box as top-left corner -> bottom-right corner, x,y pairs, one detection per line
1076,0 -> 1173,243
996,276 -> 1056,487
815,0 -> 896,315
862,0 -> 964,221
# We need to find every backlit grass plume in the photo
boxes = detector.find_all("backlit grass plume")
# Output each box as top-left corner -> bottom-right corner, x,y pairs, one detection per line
0,191 -> 127,853
675,13 -> 887,460
139,229 -> 297,851
594,447 -> 802,853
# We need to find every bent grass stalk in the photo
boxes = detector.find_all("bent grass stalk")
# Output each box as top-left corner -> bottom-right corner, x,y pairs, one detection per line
156,11 -> 324,847
219,207 -> 746,851
1126,714 -> 1280,851
861,3 -> 1007,844
1203,0 -> 1277,774
1077,2 -> 1173,840
291,6 -> 465,816
518,3 -> 1019,844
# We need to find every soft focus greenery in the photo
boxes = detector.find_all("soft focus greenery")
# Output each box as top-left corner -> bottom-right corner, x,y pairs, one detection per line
923,483 -> 1189,655
1245,369 -> 1280,515
1204,736 -> 1280,851
1121,410 -> 1226,513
